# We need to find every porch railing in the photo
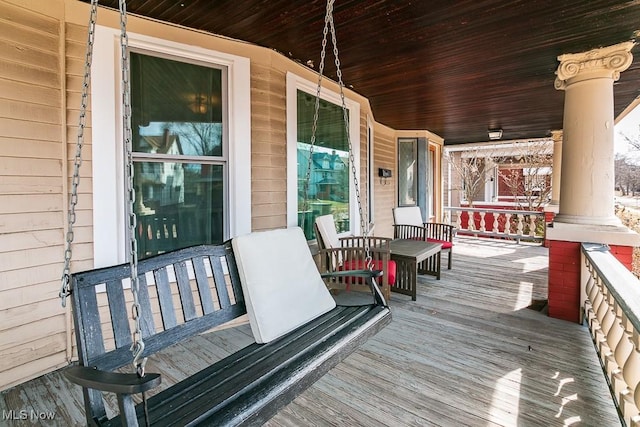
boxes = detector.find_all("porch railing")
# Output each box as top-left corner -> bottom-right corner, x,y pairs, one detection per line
443,207 -> 546,243
582,243 -> 640,426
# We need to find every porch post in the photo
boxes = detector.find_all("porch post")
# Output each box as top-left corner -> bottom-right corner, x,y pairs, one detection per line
543,130 -> 562,237
549,130 -> 562,208
547,41 -> 640,323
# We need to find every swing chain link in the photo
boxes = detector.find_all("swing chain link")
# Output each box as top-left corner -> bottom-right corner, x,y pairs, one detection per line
301,1 -> 331,227
59,0 -> 99,307
326,1 -> 372,263
119,0 -> 146,376
304,0 -> 371,266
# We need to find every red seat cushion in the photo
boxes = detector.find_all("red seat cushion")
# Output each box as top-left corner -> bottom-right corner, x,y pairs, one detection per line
427,238 -> 453,250
340,260 -> 396,286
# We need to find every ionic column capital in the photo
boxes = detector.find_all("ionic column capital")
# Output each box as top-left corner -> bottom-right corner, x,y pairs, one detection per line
554,41 -> 635,90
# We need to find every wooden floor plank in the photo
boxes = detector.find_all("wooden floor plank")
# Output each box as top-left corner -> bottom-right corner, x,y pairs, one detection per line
0,237 -> 621,426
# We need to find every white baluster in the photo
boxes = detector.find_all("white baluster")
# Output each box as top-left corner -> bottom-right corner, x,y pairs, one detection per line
479,211 -> 486,232
604,302 -> 627,374
609,315 -> 635,379
596,294 -> 616,359
505,213 -> 512,236
456,210 -> 462,231
529,215 -> 536,237
588,277 -> 604,332
584,266 -> 595,313
467,210 -> 475,232
516,214 -> 524,236
492,212 -> 499,234
592,284 -> 609,340
620,332 -> 640,425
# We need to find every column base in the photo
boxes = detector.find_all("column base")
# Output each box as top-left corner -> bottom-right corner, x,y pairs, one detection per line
553,213 -> 622,227
547,221 -> 640,246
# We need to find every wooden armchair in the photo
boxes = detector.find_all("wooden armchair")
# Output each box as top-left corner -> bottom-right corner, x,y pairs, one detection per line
314,215 -> 396,302
392,206 -> 455,269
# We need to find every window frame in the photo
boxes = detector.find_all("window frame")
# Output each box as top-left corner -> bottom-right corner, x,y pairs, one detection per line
398,137 -> 418,207
91,26 -> 251,268
285,72 -> 361,236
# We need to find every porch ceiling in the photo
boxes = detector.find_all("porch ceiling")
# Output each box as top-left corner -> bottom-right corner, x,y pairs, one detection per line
87,0 -> 640,145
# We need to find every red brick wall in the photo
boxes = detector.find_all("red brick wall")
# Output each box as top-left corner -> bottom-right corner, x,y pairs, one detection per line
548,240 -> 635,323
547,240 -> 581,322
610,245 -> 634,271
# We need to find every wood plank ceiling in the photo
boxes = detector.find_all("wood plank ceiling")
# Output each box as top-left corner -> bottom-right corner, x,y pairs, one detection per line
87,0 -> 640,145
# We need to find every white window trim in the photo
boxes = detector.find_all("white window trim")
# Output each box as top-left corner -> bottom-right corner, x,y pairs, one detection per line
91,26 -> 251,268
285,72 -> 361,236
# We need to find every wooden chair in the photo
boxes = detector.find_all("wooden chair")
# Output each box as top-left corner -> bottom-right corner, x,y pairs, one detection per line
393,206 -> 455,269
314,214 -> 396,301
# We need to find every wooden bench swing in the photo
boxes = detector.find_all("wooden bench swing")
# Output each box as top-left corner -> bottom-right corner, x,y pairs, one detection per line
59,1 -> 390,426
64,230 -> 390,426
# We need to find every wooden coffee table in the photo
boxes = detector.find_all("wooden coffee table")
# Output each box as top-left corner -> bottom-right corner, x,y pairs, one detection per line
389,239 -> 442,301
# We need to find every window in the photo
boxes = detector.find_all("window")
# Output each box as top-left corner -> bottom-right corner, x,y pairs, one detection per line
130,52 -> 227,258
286,73 -> 360,240
398,138 -> 417,206
91,26 -> 250,268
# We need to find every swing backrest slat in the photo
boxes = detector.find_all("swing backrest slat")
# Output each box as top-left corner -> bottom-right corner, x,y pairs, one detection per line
153,267 -> 177,329
174,260 -> 197,321
105,279 -> 132,349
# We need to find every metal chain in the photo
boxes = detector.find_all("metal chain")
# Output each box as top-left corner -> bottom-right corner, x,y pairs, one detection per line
119,0 -> 146,376
59,0 -> 99,307
326,1 -> 372,266
301,1 -> 331,230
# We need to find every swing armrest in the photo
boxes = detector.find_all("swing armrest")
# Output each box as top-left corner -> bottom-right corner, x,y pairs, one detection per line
64,365 -> 161,395
321,270 -> 387,306
321,269 -> 383,279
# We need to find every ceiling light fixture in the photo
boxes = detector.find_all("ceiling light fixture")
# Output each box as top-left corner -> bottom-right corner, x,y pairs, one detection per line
488,129 -> 503,140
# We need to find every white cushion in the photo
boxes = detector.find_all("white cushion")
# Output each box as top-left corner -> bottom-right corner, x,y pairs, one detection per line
393,206 -> 424,226
314,214 -> 340,249
232,227 -> 336,344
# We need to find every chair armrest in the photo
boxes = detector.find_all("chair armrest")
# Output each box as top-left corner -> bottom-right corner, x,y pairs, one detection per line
64,365 -> 161,395
423,223 -> 455,242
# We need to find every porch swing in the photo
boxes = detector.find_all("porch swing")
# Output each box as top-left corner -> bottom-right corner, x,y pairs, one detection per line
60,1 -> 390,426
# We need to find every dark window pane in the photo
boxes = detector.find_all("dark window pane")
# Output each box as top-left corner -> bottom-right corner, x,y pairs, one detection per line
131,52 -> 223,157
134,162 -> 224,258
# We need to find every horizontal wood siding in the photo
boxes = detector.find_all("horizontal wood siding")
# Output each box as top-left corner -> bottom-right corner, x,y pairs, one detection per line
251,62 -> 287,231
372,124 -> 395,238
0,0 -> 69,391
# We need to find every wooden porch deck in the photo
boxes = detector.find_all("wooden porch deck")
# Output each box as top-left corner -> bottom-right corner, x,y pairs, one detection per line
1,237 -> 620,426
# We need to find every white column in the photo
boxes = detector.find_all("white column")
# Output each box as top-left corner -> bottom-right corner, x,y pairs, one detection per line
553,41 -> 634,227
549,130 -> 562,208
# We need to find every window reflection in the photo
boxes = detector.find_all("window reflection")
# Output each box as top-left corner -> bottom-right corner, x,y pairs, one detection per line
296,90 -> 351,239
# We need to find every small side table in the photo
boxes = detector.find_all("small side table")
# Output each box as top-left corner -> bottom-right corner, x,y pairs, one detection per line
389,239 -> 442,301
